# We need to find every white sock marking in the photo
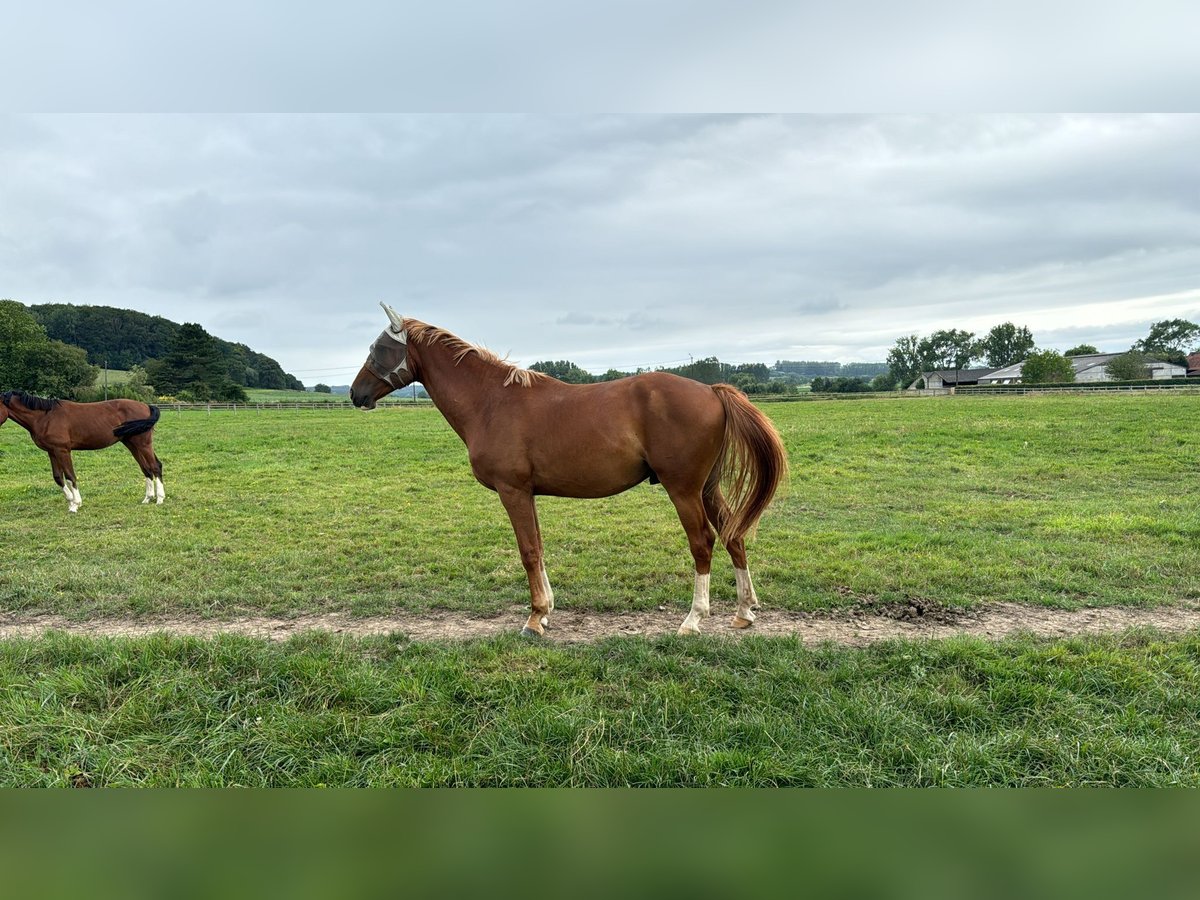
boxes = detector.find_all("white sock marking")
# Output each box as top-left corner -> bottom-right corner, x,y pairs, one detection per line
678,573 -> 711,634
143,477 -> 155,503
154,477 -> 165,503
735,567 -> 758,622
63,482 -> 77,512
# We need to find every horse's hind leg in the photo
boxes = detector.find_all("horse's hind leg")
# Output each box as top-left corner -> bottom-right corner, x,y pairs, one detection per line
704,488 -> 758,628
126,436 -> 164,504
50,449 -> 81,512
497,485 -> 554,637
665,486 -> 716,635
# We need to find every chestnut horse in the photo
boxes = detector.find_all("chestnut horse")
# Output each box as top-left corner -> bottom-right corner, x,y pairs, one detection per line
351,304 -> 787,637
0,391 -> 164,513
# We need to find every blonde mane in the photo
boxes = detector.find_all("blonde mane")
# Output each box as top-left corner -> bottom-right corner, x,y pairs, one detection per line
404,320 -> 551,388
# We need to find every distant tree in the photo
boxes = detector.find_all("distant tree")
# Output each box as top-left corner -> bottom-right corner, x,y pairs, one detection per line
529,360 -> 595,384
149,322 -> 247,401
885,335 -> 933,387
732,362 -> 771,383
313,383 -> 333,393
774,360 -> 843,379
920,329 -> 979,372
30,302 -> 304,390
0,300 -> 48,390
1105,352 -> 1153,381
0,301 -> 96,396
811,376 -> 872,393
597,369 -> 630,382
1020,350 -> 1075,384
729,373 -> 758,392
667,356 -> 725,384
870,371 -> 899,391
1063,344 -> 1099,357
25,341 -> 98,397
1133,319 -> 1200,356
1131,319 -> 1200,367
979,323 -> 1035,368
841,362 -> 889,378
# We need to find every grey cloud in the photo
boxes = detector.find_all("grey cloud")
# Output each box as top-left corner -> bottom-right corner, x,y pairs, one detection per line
2,114 -> 1198,380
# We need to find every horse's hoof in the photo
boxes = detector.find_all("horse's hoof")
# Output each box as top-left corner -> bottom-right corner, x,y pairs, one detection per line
520,626 -> 543,638
677,625 -> 701,636
731,616 -> 754,629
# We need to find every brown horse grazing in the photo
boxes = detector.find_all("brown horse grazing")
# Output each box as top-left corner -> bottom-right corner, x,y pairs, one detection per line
0,390 -> 165,513
351,304 -> 788,637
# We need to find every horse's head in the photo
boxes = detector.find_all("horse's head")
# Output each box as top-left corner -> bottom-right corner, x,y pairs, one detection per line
351,303 -> 415,409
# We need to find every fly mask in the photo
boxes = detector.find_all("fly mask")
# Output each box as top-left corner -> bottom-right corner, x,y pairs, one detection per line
365,303 -> 415,390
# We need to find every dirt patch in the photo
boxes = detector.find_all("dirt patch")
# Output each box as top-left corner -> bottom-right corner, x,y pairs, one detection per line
2,602 -> 1198,646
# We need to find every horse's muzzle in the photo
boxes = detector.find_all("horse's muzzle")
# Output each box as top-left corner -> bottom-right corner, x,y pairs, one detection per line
350,390 -> 377,410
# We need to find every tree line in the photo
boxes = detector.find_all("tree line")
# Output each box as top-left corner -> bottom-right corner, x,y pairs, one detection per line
529,357 -> 793,394
29,303 -> 304,393
2,300 -> 306,402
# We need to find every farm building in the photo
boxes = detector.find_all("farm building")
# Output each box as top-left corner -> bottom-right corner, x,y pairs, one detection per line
909,352 -> 1189,389
974,353 -> 1186,385
907,368 -> 998,389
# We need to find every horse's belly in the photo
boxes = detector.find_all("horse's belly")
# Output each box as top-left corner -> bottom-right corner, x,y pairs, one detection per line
531,458 -> 650,499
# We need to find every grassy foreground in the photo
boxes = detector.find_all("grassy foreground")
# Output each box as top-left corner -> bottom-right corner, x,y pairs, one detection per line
2,629 -> 1198,787
1,393 -> 1197,619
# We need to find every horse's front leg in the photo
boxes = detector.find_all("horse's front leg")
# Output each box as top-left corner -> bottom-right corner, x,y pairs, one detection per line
497,485 -> 553,637
49,449 -> 81,513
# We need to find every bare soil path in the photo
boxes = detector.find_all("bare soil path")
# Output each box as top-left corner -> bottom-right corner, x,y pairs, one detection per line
3,600 -> 1199,645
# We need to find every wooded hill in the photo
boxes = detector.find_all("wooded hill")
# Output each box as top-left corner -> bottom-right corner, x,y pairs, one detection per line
29,303 -> 303,392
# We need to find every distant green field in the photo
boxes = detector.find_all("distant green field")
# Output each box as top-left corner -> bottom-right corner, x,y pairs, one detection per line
2,393 -> 1196,619
243,388 -> 346,403
91,368 -> 132,386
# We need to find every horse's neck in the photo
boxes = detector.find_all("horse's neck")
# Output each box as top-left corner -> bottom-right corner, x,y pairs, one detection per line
413,342 -> 506,444
4,404 -> 46,435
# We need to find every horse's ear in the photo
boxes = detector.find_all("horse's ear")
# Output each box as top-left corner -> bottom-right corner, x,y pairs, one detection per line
380,302 -> 406,335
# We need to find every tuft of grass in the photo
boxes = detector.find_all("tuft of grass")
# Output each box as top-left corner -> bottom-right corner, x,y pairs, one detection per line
1,629 -> 1198,786
1,393 -> 1197,618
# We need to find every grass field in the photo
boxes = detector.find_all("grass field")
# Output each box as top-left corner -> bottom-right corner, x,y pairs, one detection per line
91,369 -> 132,386
3,628 -> 1199,786
2,393 -> 1199,786
1,394 -> 1197,618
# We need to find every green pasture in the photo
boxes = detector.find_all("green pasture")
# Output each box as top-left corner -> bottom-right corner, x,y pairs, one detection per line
3,628 -> 1199,786
1,393 -> 1197,618
3,392 -> 1200,786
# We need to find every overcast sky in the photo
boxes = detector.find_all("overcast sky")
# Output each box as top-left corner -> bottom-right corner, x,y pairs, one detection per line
3,114 -> 1198,384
